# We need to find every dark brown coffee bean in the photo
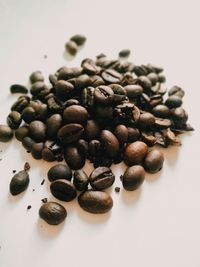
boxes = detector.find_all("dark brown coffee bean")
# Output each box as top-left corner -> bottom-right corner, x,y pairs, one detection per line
73,169 -> 89,191
42,147 -> 55,162
89,167 -> 115,190
137,76 -> 152,90
22,137 -> 36,151
141,132 -> 156,147
147,73 -> 159,86
101,130 -> 119,158
72,74 -> 92,90
58,124 -> 84,145
119,49 -> 130,57
168,86 -> 185,98
165,95 -> 182,108
31,142 -> 44,159
78,190 -> 113,214
42,141 -> 62,162
88,140 -> 102,159
65,40 -> 78,55
30,71 -> 44,83
124,141 -> 148,166
49,74 -> 57,86
55,80 -> 74,100
30,82 -> 46,96
137,113 -> 155,129
152,105 -> 170,118
63,105 -> 88,124
64,146 -> 85,170
82,58 -> 100,75
101,69 -> 122,84
122,165 -> 145,191
29,120 -> 46,142
15,125 -> 29,141
77,139 -> 89,157
114,125 -> 128,144
84,120 -> 100,141
158,73 -> 166,83
11,95 -> 30,113
171,107 -> 188,128
124,85 -> 143,98
81,87 -> 95,109
64,99 -> 80,107
144,149 -> 164,173
9,170 -> 29,195
94,86 -> 114,105
39,202 -> 67,225
95,105 -> 113,120
109,84 -> 127,103
10,84 -> 28,94
146,64 -> 163,73
7,111 -> 22,129
0,125 -> 14,142
48,164 -> 72,182
50,179 -> 77,202
127,127 -> 140,143
46,114 -> 62,139
57,67 -> 83,80
90,75 -> 105,87
70,34 -> 86,46
155,118 -> 172,129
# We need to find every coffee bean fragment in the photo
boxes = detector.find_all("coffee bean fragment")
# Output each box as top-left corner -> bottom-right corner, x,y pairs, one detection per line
10,170 -> 29,195
24,162 -> 30,172
144,149 -> 164,173
39,202 -> 67,225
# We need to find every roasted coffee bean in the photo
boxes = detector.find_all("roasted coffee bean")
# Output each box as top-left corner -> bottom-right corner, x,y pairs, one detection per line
90,75 -> 105,87
119,49 -> 130,57
88,140 -> 102,159
7,111 -> 22,129
39,202 -> 67,225
64,146 -> 85,170
137,113 -> 155,129
57,67 -> 83,80
50,179 -> 77,201
65,40 -> 78,55
46,114 -> 62,138
124,85 -> 143,98
101,130 -> 119,158
84,120 -> 100,141
147,73 -> 159,86
165,95 -> 182,108
94,86 -> 114,105
64,99 -> 80,107
141,132 -> 156,147
89,167 -> 115,190
95,105 -> 113,120
147,63 -> 163,73
115,103 -> 140,124
127,127 -> 140,143
124,141 -> 148,166
114,125 -> 128,144
133,65 -> 148,76
137,76 -> 152,90
29,120 -> 46,142
31,142 -> 44,159
48,164 -> 72,182
47,97 -> 62,113
22,101 -> 48,123
58,123 -> 84,145
82,58 -> 100,75
171,107 -> 188,127
9,170 -> 29,195
10,84 -> 28,94
70,34 -> 86,46
72,74 -> 92,90
49,74 -> 57,86
152,104 -> 170,118
42,141 -> 62,162
155,118 -> 172,129
73,169 -> 89,191
101,69 -> 122,84
42,147 -> 56,162
81,87 -> 95,109
93,156 -> 113,168
22,137 -> 36,151
158,73 -> 166,83
78,190 -> 113,214
0,125 -> 13,142
144,149 -> 164,173
30,71 -> 44,83
55,80 -> 74,101
77,139 -> 89,157
30,82 -> 46,96
11,95 -> 30,113
122,165 -> 145,191
168,86 -> 185,98
63,105 -> 88,124
15,125 -> 29,141
96,53 -> 106,59
109,84 -> 127,103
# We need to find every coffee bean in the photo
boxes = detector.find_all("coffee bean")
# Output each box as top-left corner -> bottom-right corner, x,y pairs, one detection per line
31,142 -> 44,159
49,74 -> 57,86
101,130 -> 119,158
147,73 -> 159,86
64,146 -> 85,170
165,95 -> 182,108
30,82 -> 46,96
72,74 -> 92,90
127,127 -> 140,143
58,124 -> 84,145
11,95 -> 30,113
89,167 -> 115,190
158,73 -> 166,83
109,84 -> 127,103
55,80 -> 74,100
137,113 -> 155,129
15,125 -> 29,141
0,125 -> 13,142
119,49 -> 130,57
137,76 -> 152,90
64,99 -> 80,107
90,75 -> 105,87
22,136 -> 36,151
124,141 -> 148,166
48,164 -> 72,182
7,111 -> 22,129
63,105 -> 88,124
114,125 -> 128,144
57,67 -> 83,80
73,169 -> 89,191
152,104 -> 170,118
46,114 -> 62,139
122,165 -> 145,191
39,202 -> 67,225
144,149 -> 164,173
77,139 -> 89,157
65,40 -> 78,55
101,69 -> 122,84
82,58 -> 100,75
141,132 -> 156,147
50,179 -> 77,202
171,107 -> 188,128
42,141 -> 62,162
94,86 -> 114,105
155,118 -> 172,129
29,71 -> 44,83
78,190 -> 113,214
9,170 -> 29,195
168,86 -> 185,98
29,120 -> 46,142
81,87 -> 95,109
88,140 -> 102,159
10,84 -> 28,94
70,34 -> 86,46
124,85 -> 143,98
147,64 -> 163,73
84,120 -> 100,141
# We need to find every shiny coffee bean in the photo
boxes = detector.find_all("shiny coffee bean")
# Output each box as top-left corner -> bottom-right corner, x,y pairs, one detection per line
81,87 -> 95,109
64,99 -> 80,107
124,85 -> 143,98
15,125 -> 29,141
147,72 -> 159,86
78,190 -> 113,214
94,86 -> 114,105
168,86 -> 185,98
114,125 -> 128,144
72,74 -> 92,90
63,105 -> 88,124
101,69 -> 122,84
70,34 -> 86,46
141,132 -> 156,147
137,113 -> 155,129
101,130 -> 119,158
29,120 -> 46,142
57,67 -> 83,80
46,114 -> 62,138
127,127 -> 140,143
137,76 -> 152,90
0,125 -> 14,142
144,149 -> 164,173
89,167 -> 115,190
124,141 -> 148,166
22,137 -> 36,151
9,170 -> 29,195
10,84 -> 28,94
7,111 -> 22,129
48,164 -> 72,182
39,202 -> 67,225
42,141 -> 62,162
55,80 -> 74,100
64,146 -> 85,170
90,75 -> 105,87
31,142 -> 44,159
58,123 -> 84,145
165,95 -> 182,108
84,120 -> 100,141
122,165 -> 145,191
30,81 -> 46,96
29,71 -> 44,83
152,104 -> 170,118
88,140 -> 102,159
77,139 -> 89,157
65,40 -> 78,55
119,49 -> 130,57
50,179 -> 77,202
11,95 -> 30,113
73,169 -> 89,191
109,84 -> 127,103
82,58 -> 100,75
171,107 -> 188,127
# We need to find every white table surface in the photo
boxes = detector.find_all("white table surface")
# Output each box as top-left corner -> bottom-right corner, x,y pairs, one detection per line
0,1 -> 199,267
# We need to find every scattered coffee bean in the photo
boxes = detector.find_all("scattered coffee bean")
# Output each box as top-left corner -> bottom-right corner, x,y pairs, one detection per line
48,164 -> 72,182
65,40 -> 78,55
0,125 -> 13,142
30,71 -> 44,83
70,34 -> 86,46
119,49 -> 131,58
122,165 -> 145,191
144,149 -> 164,173
9,170 -> 29,195
64,146 -> 85,170
124,141 -> 148,166
89,167 -> 115,190
39,202 -> 67,225
10,84 -> 28,94
73,169 -> 89,191
50,179 -> 77,202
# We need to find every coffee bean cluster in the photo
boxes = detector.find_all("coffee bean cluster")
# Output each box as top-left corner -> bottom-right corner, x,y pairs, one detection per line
1,48 -> 194,225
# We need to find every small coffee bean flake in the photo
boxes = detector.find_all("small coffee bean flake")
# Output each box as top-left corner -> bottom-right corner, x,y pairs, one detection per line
41,179 -> 45,185
27,205 -> 32,210
115,187 -> 120,193
24,162 -> 30,172
41,198 -> 48,203
32,189 -> 35,192
12,170 -> 16,173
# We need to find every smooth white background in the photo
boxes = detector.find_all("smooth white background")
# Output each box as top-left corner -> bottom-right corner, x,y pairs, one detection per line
0,1 -> 199,266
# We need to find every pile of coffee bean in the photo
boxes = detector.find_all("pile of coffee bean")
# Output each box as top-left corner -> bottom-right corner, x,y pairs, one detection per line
0,43 -> 194,225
